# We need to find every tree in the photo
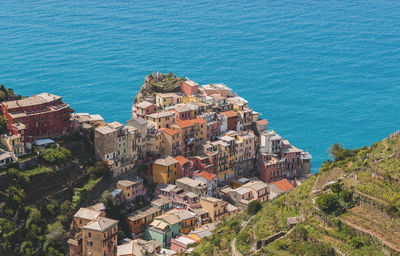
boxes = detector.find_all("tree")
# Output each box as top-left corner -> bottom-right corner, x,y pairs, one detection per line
0,91 -> 6,101
330,182 -> 343,195
43,147 -> 71,165
60,200 -> 71,214
247,200 -> 262,215
0,115 -> 8,134
316,193 -> 342,214
328,143 -> 343,161
339,189 -> 353,204
45,221 -> 65,246
28,207 -> 41,224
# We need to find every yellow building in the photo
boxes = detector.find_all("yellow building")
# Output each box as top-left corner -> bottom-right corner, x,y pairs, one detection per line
1,134 -> 25,156
156,93 -> 181,108
192,118 -> 207,144
145,111 -> 176,129
181,95 -> 201,104
168,209 -> 197,234
152,156 -> 178,184
200,197 -> 228,222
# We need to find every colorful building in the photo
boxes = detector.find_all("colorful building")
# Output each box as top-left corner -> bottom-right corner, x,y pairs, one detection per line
170,236 -> 196,254
180,80 -> 199,96
116,178 -> 146,201
145,111 -> 176,129
193,171 -> 218,196
152,156 -> 178,184
170,104 -> 195,120
160,128 -> 181,156
174,155 -> 194,178
144,213 -> 182,248
81,217 -> 119,256
156,93 -> 182,109
222,110 -> 238,131
201,83 -> 233,98
200,197 -> 228,222
132,101 -> 157,119
117,239 -> 160,256
1,93 -> 71,142
126,206 -> 162,236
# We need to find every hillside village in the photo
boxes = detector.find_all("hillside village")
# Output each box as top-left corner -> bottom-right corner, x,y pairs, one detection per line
0,73 -> 312,256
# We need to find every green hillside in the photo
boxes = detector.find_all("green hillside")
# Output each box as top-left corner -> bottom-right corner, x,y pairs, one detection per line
192,132 -> 400,256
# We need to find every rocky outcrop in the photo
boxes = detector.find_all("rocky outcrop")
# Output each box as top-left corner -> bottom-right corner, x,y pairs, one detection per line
134,72 -> 186,103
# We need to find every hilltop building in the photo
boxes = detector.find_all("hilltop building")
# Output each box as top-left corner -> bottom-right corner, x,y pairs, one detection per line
1,93 -> 71,143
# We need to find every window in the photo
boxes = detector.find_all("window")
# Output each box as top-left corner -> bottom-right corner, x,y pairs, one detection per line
88,232 -> 91,237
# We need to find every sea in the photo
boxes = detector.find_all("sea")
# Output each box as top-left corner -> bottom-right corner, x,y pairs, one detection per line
1,0 -> 399,173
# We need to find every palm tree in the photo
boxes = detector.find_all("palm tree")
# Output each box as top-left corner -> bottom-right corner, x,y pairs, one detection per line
328,143 -> 343,160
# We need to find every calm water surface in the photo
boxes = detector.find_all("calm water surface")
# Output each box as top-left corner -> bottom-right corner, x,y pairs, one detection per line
1,0 -> 400,172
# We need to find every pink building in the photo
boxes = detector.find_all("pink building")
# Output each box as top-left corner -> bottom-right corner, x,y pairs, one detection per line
189,155 -> 214,173
175,155 -> 194,178
180,80 -> 199,96
132,101 -> 157,119
279,140 -> 303,179
170,104 -> 195,121
258,139 -> 306,183
155,184 -> 201,209
170,236 -> 196,253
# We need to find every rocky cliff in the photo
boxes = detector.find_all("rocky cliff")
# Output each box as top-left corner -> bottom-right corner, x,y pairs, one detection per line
134,72 -> 186,103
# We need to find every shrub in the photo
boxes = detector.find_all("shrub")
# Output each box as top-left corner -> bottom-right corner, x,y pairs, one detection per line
330,182 -> 343,195
247,200 -> 262,215
339,189 -> 354,204
28,207 -> 41,224
316,193 -> 342,214
43,147 -> 71,165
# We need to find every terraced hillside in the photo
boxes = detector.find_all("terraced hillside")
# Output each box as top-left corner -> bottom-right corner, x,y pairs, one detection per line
192,132 -> 400,256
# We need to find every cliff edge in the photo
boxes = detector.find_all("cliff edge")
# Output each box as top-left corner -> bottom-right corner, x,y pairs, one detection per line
134,72 -> 187,103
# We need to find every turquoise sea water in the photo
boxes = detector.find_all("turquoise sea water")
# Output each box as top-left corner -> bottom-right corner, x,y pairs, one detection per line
1,0 -> 399,172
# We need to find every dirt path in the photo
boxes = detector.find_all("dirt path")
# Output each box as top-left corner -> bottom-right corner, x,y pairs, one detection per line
231,214 -> 257,256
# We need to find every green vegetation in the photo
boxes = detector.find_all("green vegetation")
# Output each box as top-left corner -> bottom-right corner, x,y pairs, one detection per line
0,83 -> 22,102
42,147 -> 72,165
194,133 -> 400,255
0,133 -> 111,255
146,72 -> 186,90
0,84 -> 23,133
315,193 -> 342,215
247,200 -> 262,215
192,214 -> 246,255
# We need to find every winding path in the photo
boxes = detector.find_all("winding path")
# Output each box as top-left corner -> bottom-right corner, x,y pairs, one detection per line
231,214 -> 257,256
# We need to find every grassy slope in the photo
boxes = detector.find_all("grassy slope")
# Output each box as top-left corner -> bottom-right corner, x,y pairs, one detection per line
193,133 -> 400,256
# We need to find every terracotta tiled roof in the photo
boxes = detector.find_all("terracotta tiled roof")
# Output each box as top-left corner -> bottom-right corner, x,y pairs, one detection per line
192,117 -> 206,124
160,128 -> 180,136
175,119 -> 195,128
271,179 -> 294,192
175,155 -> 189,166
222,110 -> 237,118
196,171 -> 216,182
96,123 -> 107,128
